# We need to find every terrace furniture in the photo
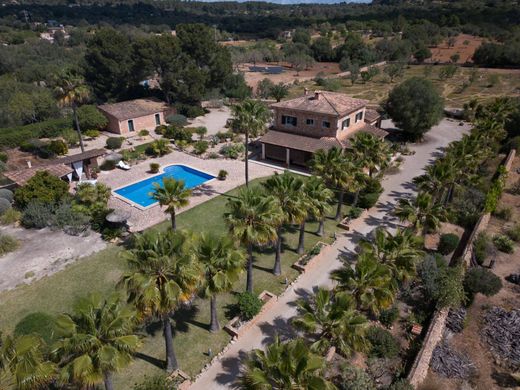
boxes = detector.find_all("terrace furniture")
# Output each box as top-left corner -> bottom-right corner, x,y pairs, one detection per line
117,161 -> 131,170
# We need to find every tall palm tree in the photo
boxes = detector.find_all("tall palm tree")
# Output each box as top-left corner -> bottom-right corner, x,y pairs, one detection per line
239,335 -> 337,390
118,230 -> 202,371
54,71 -> 90,153
394,192 -> 448,234
52,293 -> 140,390
310,148 -> 353,221
150,178 -> 192,230
226,187 -> 281,293
196,232 -> 246,332
359,227 -> 424,284
350,132 -> 391,178
303,176 -> 334,237
292,288 -> 369,357
1,334 -> 56,390
231,99 -> 272,186
263,172 -> 307,272
413,157 -> 457,204
331,251 -> 395,316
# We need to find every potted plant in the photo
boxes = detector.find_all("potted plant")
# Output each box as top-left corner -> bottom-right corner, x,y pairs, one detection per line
218,170 -> 228,181
149,162 -> 160,174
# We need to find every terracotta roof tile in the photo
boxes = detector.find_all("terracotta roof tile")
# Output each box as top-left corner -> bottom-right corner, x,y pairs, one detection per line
4,164 -> 73,186
271,91 -> 368,117
56,148 -> 106,165
98,98 -> 170,121
364,109 -> 381,124
259,130 -> 342,153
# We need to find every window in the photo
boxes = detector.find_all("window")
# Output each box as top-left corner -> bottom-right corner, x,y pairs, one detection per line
155,113 -> 161,125
281,115 -> 297,126
306,118 -> 314,125
128,119 -> 135,132
342,118 -> 350,129
355,111 -> 364,122
322,121 -> 331,128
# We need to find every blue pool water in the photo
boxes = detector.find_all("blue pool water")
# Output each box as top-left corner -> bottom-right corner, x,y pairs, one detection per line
114,165 -> 215,207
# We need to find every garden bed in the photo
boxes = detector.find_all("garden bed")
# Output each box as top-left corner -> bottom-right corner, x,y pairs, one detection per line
292,241 -> 327,272
223,290 -> 276,338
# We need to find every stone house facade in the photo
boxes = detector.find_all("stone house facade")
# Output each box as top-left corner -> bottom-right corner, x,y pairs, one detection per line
259,90 -> 387,167
98,98 -> 174,135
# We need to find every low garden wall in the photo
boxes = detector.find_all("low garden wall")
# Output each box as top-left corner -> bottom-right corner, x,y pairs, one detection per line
407,149 -> 516,388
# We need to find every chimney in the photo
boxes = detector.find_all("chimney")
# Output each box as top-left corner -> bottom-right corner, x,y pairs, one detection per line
304,88 -> 309,96
314,91 -> 320,100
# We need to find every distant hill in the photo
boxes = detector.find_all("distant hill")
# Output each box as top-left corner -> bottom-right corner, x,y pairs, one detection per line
196,0 -> 371,3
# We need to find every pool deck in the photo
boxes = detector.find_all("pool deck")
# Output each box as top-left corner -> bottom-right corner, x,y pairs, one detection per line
98,150 -> 282,232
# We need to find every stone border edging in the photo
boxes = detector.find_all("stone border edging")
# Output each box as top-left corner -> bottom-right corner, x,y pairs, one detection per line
406,149 -> 516,388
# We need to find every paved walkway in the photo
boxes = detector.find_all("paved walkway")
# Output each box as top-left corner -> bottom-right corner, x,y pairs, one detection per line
189,119 -> 470,389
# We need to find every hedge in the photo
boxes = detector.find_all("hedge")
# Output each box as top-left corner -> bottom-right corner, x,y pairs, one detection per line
0,117 -> 72,148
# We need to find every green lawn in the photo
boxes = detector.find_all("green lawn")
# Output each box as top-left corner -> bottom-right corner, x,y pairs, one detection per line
0,176 -> 342,389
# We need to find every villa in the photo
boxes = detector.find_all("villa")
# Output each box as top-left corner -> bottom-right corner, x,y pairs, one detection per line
258,90 -> 388,167
98,98 -> 174,135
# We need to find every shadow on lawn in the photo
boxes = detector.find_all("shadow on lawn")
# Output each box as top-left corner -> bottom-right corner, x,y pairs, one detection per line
134,351 -> 165,369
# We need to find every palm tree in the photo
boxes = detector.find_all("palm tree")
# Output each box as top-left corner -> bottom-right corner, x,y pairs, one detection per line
0,334 -> 56,390
394,192 -> 448,234
331,251 -> 395,316
226,187 -> 281,293
292,288 -> 369,357
310,148 -> 353,221
150,139 -> 172,157
118,230 -> 202,371
54,71 -> 90,153
303,176 -> 334,237
52,293 -> 140,390
150,178 -> 192,230
239,335 -> 337,390
360,227 -> 424,284
263,172 -> 307,272
350,132 -> 391,178
196,232 -> 246,332
231,99 -> 272,186
413,157 -> 457,204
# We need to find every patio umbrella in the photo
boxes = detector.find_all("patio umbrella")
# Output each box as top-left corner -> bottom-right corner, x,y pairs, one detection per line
105,153 -> 123,162
106,209 -> 131,224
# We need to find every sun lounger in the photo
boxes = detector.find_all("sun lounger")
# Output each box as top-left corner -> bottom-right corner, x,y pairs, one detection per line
117,161 -> 131,170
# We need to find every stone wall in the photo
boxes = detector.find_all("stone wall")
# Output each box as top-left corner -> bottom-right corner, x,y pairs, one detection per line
406,149 -> 517,388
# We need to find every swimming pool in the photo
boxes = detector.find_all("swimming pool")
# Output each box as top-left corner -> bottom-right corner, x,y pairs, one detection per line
114,164 -> 215,208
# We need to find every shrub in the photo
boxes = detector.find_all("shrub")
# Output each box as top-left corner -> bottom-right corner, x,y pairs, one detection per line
146,139 -> 171,157
100,159 -> 116,171
0,152 -> 8,162
175,140 -> 188,151
0,189 -> 14,203
464,268 -> 502,298
51,202 -> 90,236
149,163 -> 160,173
218,170 -> 228,180
367,326 -> 400,358
20,139 -> 44,153
0,117 -> 72,148
47,139 -> 68,156
174,103 -> 205,118
77,104 -> 108,130
236,291 -> 263,321
438,233 -> 460,255
195,126 -> 207,140
379,306 -> 399,328
0,208 -> 21,225
493,206 -> 512,221
14,312 -> 56,344
132,374 -> 178,390
208,152 -> 219,159
193,140 -> 209,155
21,201 -> 54,229
493,234 -> 515,253
388,379 -> 414,390
62,128 -> 79,146
165,114 -> 188,127
139,129 -> 149,137
473,232 -> 491,265
155,125 -> 167,135
363,177 -> 383,194
0,198 -> 12,216
164,126 -> 192,142
335,364 -> 376,390
12,172 -> 69,208
220,143 -> 245,159
347,206 -> 363,219
84,129 -> 100,139
358,192 -> 380,209
106,137 -> 124,150
0,233 -> 18,255
506,224 -> 520,242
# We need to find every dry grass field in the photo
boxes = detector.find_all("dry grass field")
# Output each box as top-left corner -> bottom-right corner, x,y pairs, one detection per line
426,34 -> 486,64
287,64 -> 520,108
